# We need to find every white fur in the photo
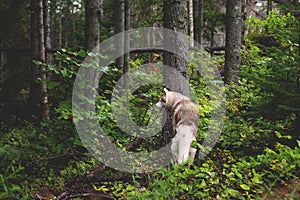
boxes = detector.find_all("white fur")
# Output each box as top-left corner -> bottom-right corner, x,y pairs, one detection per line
156,88 -> 198,165
155,101 -> 163,108
171,125 -> 196,164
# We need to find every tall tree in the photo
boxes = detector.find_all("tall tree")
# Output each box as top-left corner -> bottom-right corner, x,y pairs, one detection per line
224,0 -> 242,84
29,0 -> 50,120
196,0 -> 204,47
43,0 -> 52,65
163,0 -> 189,94
85,0 -> 101,51
242,0 -> 256,40
115,0 -> 125,70
85,0 -> 101,89
124,0 -> 132,74
163,0 -> 189,144
189,0 -> 194,47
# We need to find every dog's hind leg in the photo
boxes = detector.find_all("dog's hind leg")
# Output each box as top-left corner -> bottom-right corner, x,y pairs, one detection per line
189,147 -> 197,161
177,144 -> 190,164
176,125 -> 196,164
171,134 -> 179,164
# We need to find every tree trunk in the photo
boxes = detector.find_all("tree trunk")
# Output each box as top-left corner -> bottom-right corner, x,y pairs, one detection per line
41,0 -> 50,120
242,0 -> 256,40
163,0 -> 189,144
129,0 -> 135,60
43,0 -> 52,68
224,0 -> 242,84
85,0 -> 101,89
29,0 -> 50,120
115,0 -> 125,70
124,0 -> 132,75
85,0 -> 101,51
197,0 -> 204,47
163,0 -> 189,94
189,0 -> 194,47
130,0 -> 134,29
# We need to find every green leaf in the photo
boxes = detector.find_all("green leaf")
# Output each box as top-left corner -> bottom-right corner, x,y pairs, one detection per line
225,188 -> 239,196
252,174 -> 263,184
240,184 -> 250,191
196,180 -> 207,189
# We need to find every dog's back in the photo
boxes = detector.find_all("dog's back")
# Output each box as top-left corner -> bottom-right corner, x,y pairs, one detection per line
156,88 -> 199,164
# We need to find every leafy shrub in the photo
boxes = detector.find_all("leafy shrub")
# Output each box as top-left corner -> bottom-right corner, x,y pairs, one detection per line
126,141 -> 300,199
245,13 -> 300,118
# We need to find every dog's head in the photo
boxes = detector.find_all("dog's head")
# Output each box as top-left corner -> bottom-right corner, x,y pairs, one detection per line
155,88 -> 192,111
155,88 -> 169,108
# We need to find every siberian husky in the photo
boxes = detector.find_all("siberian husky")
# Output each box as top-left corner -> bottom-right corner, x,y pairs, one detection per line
156,88 -> 199,164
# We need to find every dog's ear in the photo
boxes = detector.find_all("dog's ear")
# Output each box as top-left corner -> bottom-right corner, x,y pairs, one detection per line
163,88 -> 169,93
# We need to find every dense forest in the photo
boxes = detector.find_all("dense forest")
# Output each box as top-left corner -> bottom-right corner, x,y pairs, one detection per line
0,0 -> 300,199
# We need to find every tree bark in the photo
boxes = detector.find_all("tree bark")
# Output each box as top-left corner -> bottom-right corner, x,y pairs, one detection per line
163,0 -> 189,144
243,0 -> 256,39
224,0 -> 242,84
85,0 -> 101,51
115,0 -> 125,70
189,0 -> 194,47
43,0 -> 52,64
197,0 -> 204,47
124,0 -> 132,75
85,0 -> 101,90
29,0 -> 50,120
163,0 -> 189,95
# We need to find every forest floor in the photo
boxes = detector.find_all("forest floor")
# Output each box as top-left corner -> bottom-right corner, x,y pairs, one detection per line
261,178 -> 300,199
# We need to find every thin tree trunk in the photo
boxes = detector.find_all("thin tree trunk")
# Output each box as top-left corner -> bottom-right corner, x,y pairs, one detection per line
29,0 -> 38,117
72,2 -> 76,45
163,0 -> 189,144
85,0 -> 101,89
130,0 -> 134,29
124,0 -> 131,75
43,0 -> 52,64
29,0 -> 50,120
42,0 -> 50,120
243,0 -> 256,40
64,0 -> 72,47
189,0 -> 194,47
198,0 -> 204,47
224,0 -> 242,84
115,0 -> 125,70
58,7 -> 62,69
85,0 -> 101,51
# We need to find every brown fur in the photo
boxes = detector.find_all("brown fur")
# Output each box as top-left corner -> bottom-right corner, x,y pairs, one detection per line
156,89 -> 199,164
161,91 -> 199,136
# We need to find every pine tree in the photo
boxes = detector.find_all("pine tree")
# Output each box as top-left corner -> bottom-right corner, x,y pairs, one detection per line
224,0 -> 242,84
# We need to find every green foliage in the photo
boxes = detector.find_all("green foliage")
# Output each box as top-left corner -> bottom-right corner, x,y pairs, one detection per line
1,10 -> 300,199
221,79 -> 297,155
126,142 -> 300,199
0,164 -> 27,199
245,13 -> 300,117
0,120 -> 81,199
